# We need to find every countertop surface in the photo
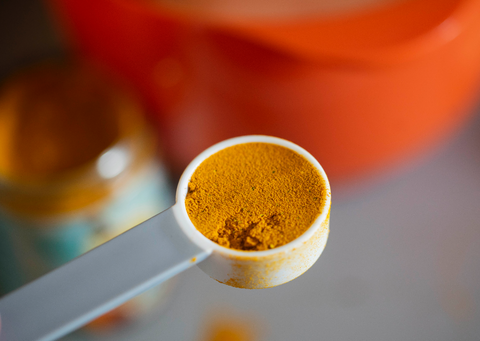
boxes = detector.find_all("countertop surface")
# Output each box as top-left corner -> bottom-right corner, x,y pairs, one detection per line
77,112 -> 480,341
1,1 -> 480,340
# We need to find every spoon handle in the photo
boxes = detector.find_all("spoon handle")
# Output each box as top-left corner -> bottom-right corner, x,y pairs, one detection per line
0,206 -> 210,341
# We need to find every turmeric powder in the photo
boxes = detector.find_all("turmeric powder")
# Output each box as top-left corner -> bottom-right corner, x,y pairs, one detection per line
185,142 -> 326,251
0,63 -> 121,180
0,62 -> 148,215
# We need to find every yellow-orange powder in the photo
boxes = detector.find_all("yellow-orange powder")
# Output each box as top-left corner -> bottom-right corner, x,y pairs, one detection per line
185,142 -> 326,251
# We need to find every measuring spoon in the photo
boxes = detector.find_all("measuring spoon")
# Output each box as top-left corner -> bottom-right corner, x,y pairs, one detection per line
0,135 -> 331,341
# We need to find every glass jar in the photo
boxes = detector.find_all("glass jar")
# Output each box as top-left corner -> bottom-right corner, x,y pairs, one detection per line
0,61 -> 174,333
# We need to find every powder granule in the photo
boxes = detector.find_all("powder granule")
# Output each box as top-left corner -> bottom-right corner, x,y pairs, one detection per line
185,142 -> 326,251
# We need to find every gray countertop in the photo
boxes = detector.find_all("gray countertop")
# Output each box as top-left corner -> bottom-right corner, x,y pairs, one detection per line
83,112 -> 480,341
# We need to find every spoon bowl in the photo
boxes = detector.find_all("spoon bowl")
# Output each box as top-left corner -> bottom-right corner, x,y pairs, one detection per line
175,135 -> 331,288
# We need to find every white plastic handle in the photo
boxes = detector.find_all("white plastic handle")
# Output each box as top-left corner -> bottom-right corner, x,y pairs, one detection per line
0,135 -> 331,340
0,206 -> 211,341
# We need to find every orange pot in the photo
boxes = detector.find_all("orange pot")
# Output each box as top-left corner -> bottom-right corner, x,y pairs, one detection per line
48,0 -> 480,184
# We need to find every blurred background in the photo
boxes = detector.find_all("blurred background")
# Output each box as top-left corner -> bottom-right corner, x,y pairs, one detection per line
1,0 -> 480,340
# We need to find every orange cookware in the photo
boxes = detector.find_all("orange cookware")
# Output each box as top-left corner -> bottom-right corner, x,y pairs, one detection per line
47,0 -> 480,184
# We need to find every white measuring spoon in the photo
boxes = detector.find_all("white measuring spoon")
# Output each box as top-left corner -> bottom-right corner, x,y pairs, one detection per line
0,135 -> 331,341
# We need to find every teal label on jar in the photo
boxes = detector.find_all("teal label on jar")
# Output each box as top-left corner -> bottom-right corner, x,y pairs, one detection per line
0,162 -> 173,296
